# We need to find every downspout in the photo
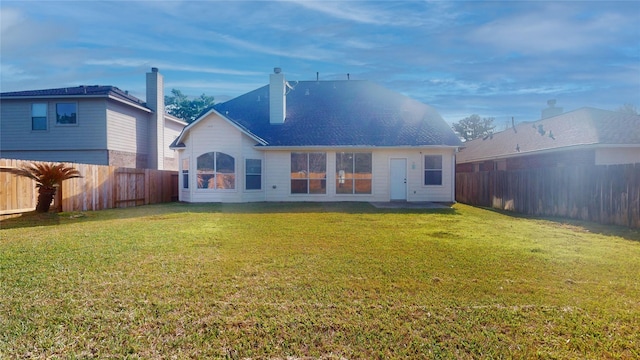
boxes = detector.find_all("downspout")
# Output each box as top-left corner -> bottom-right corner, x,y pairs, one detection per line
452,150 -> 457,203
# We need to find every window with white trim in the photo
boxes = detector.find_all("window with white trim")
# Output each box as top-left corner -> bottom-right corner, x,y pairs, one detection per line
245,159 -> 262,190
291,152 -> 326,194
336,152 -> 372,194
56,103 -> 77,125
197,152 -> 235,189
182,158 -> 189,189
424,155 -> 443,185
32,103 -> 47,130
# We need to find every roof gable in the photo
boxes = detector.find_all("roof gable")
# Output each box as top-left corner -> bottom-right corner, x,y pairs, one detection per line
169,108 -> 267,149
212,80 -> 461,147
457,107 -> 640,163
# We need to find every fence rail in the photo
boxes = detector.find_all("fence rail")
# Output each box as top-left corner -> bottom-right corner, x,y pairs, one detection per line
0,159 -> 178,216
456,163 -> 640,228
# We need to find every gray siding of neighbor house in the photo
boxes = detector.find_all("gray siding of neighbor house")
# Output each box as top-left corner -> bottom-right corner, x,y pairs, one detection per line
106,100 -> 150,153
105,100 -> 151,168
1,98 -> 108,153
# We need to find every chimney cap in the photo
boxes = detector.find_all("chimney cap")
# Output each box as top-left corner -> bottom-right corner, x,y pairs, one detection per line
273,67 -> 282,74
152,67 -> 159,73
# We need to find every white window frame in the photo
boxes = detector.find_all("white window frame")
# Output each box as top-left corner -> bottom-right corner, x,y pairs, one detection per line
181,158 -> 189,189
245,158 -> 262,191
290,152 -> 327,194
31,103 -> 48,131
423,155 -> 443,186
55,102 -> 78,126
196,152 -> 236,191
335,152 -> 372,195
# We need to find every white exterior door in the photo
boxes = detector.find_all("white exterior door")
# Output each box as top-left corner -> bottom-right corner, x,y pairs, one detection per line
390,158 -> 407,201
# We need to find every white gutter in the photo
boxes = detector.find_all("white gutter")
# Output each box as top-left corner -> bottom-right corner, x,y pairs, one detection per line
257,145 -> 461,151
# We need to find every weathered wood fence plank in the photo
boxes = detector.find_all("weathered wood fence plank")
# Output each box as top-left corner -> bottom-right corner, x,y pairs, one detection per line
0,159 -> 177,216
456,163 -> 640,228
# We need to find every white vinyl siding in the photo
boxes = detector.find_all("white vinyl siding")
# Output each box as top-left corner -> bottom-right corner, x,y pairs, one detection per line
178,112 -> 265,203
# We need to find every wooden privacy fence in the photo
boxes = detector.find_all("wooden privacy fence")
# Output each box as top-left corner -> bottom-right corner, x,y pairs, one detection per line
0,159 -> 178,215
456,163 -> 640,228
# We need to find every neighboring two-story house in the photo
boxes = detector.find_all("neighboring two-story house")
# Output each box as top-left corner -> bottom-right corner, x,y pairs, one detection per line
456,106 -> 640,173
0,68 -> 186,170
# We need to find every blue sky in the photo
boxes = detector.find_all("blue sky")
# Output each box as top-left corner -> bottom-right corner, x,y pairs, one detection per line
1,0 -> 639,125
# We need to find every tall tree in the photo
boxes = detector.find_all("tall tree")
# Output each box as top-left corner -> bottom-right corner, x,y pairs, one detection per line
165,89 -> 215,123
451,114 -> 496,142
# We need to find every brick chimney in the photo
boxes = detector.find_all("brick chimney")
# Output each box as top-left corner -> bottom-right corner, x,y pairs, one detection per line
269,67 -> 286,124
146,67 -> 165,169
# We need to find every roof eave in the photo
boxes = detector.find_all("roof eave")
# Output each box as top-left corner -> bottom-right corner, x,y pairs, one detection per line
257,144 -> 461,151
107,94 -> 151,112
164,113 -> 188,126
456,143 -> 610,163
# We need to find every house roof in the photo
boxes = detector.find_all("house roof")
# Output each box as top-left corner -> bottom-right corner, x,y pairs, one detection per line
200,80 -> 461,148
456,107 -> 640,163
0,85 -> 148,108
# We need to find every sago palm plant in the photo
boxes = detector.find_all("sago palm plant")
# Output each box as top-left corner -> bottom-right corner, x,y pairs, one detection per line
10,162 -> 82,212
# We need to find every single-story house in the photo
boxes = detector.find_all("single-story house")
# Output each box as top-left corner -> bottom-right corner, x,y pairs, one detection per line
0,68 -> 186,170
456,106 -> 640,173
170,68 -> 462,203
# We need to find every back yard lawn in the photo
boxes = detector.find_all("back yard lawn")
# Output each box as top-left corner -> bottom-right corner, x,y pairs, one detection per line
1,202 -> 639,359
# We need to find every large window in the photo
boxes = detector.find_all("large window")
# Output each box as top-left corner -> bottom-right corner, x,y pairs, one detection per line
56,103 -> 77,125
197,152 -> 235,189
291,152 -> 326,194
424,155 -> 443,185
336,152 -> 372,194
31,103 -> 47,130
182,158 -> 189,189
245,159 -> 262,190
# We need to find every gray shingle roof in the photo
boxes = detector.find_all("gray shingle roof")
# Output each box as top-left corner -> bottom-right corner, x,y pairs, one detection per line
456,107 -> 640,163
211,80 -> 462,147
1,85 -> 146,107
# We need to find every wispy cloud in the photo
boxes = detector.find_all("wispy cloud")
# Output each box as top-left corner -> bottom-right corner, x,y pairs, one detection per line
85,59 -> 263,76
468,3 -> 635,55
287,0 -> 456,28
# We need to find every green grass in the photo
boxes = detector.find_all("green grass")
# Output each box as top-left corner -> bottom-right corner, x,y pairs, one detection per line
1,202 -> 639,359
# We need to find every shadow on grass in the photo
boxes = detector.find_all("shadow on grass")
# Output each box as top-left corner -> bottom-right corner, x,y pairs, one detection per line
478,206 -> 640,243
0,202 -> 459,230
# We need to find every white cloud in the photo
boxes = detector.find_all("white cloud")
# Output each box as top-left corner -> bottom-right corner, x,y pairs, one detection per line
287,0 -> 457,28
0,7 -> 23,33
468,4 -> 633,55
85,59 -> 263,76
